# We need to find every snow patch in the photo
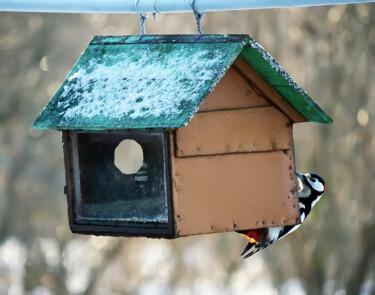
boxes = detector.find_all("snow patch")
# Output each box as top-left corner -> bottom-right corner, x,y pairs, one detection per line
59,46 -> 228,122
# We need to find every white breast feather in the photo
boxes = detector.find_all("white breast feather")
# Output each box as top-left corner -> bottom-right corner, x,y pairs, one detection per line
268,226 -> 283,241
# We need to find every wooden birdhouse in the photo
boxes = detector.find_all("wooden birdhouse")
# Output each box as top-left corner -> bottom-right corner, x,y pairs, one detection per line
34,35 -> 332,238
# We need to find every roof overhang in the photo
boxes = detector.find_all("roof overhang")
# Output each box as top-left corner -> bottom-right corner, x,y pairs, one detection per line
34,34 -> 332,130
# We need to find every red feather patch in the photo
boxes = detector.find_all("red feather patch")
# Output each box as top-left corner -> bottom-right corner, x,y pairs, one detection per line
240,229 -> 262,243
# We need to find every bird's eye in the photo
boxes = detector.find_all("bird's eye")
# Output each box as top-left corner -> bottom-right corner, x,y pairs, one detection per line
311,178 -> 317,182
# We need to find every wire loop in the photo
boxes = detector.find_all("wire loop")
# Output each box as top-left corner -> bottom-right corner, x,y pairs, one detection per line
153,0 -> 160,20
135,0 -> 147,37
191,0 -> 206,35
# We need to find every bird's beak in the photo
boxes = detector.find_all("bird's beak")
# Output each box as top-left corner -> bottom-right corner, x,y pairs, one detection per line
296,172 -> 303,192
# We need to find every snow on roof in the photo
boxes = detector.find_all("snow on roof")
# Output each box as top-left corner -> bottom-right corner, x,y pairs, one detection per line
34,34 -> 332,130
62,46 -> 233,125
34,36 -> 245,130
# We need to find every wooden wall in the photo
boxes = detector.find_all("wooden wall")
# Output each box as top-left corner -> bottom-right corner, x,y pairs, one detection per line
170,58 -> 302,237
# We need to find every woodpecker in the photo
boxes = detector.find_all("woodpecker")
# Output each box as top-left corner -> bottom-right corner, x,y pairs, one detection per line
238,172 -> 326,259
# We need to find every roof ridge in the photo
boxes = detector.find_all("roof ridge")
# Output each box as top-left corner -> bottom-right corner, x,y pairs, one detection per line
90,34 -> 250,45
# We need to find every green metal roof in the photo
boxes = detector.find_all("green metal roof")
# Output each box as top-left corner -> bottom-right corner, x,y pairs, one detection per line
240,40 -> 333,124
34,34 -> 332,130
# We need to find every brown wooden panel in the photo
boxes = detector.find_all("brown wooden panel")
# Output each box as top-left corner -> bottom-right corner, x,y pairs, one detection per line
198,67 -> 270,112
233,57 -> 307,123
176,106 -> 292,157
170,135 -> 299,237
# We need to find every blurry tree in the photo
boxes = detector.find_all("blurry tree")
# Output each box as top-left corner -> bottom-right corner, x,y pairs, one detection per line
0,4 -> 374,294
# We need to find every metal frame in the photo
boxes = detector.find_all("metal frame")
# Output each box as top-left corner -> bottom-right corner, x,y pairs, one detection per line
62,129 -> 175,238
2,0 -> 374,13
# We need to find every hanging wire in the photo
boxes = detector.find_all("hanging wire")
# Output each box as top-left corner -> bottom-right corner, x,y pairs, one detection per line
191,0 -> 206,35
153,0 -> 160,20
135,0 -> 147,37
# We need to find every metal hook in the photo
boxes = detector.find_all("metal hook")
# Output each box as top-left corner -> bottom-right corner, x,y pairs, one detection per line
191,0 -> 206,35
153,0 -> 160,20
135,0 -> 147,37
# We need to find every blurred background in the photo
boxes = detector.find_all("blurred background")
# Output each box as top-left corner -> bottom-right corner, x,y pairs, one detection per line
0,3 -> 374,294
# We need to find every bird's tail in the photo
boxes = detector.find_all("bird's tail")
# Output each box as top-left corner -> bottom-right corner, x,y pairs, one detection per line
240,242 -> 261,259
240,242 -> 254,256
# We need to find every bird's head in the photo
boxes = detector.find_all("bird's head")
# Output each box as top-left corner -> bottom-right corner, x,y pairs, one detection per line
306,173 -> 325,194
296,172 -> 326,200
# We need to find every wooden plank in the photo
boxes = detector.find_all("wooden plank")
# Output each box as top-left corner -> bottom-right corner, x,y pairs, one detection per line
170,134 -> 300,237
233,57 -> 307,123
198,67 -> 270,112
176,106 -> 292,157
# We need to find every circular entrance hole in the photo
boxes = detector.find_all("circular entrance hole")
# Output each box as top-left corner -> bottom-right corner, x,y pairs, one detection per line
114,139 -> 144,174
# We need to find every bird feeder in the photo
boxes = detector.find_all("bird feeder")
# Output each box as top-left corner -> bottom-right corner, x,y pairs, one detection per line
34,34 -> 332,238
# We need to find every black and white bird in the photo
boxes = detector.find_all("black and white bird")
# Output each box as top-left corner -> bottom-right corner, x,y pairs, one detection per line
238,172 -> 326,259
